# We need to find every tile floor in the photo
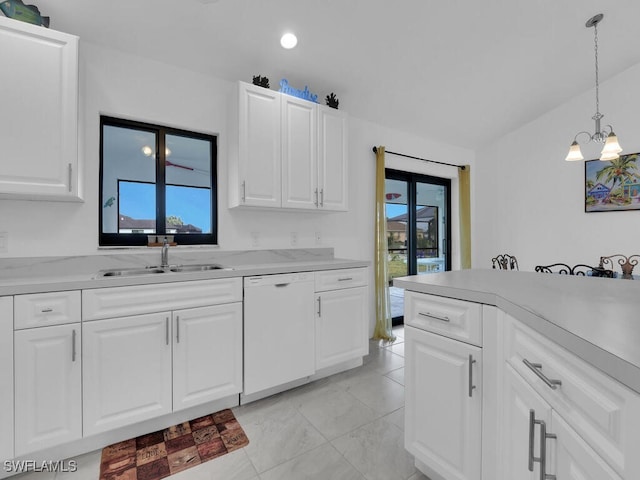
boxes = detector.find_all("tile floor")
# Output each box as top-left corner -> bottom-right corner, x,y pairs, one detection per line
14,325 -> 430,480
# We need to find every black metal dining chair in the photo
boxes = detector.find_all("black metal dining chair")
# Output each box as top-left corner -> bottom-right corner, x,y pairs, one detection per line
534,263 -> 614,277
491,254 -> 519,270
598,254 -> 639,279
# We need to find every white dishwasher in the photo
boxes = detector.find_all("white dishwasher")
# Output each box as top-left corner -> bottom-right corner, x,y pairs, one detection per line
243,272 -> 315,400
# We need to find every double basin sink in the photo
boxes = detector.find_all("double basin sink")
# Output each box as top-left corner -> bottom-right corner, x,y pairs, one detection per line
97,264 -> 226,278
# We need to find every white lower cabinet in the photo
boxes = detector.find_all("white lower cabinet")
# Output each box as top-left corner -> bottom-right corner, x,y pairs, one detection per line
172,304 -> 243,411
0,297 -> 13,463
83,304 -> 243,435
405,325 -> 482,480
315,285 -> 367,370
82,312 -> 173,436
14,323 -> 82,455
501,363 -> 553,480
502,363 -> 623,480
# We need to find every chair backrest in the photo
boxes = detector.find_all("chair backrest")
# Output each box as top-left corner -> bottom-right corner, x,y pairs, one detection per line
492,254 -> 519,270
599,254 -> 639,279
535,263 -> 614,277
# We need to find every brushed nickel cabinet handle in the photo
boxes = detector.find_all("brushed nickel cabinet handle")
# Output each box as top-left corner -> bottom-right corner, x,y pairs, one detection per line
41,307 -> 53,313
338,277 -> 353,282
165,317 -> 169,346
418,311 -> 450,322
68,163 -> 72,192
317,296 -> 322,316
72,329 -> 77,362
468,354 -> 476,397
314,188 -> 319,206
528,410 -> 536,471
176,316 -> 180,344
320,188 -> 324,207
523,359 -> 562,390
528,409 -> 557,480
241,181 -> 246,202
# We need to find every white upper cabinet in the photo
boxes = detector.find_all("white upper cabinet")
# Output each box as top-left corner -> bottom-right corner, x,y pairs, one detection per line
317,105 -> 348,211
236,81 -> 282,208
0,17 -> 80,201
281,95 -> 317,210
230,81 -> 348,211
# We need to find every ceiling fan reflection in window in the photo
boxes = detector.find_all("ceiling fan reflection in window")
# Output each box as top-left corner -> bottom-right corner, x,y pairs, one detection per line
140,145 -> 208,175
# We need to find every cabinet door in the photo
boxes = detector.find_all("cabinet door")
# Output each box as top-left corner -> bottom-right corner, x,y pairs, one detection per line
551,411 -> 623,480
172,303 -> 243,411
315,287 -> 367,370
317,105 -> 348,211
0,17 -> 80,200
501,364 -> 552,480
14,323 -> 81,455
238,82 -> 281,207
0,298 -> 13,462
405,326 -> 482,480
83,312 -> 172,436
282,95 -> 317,210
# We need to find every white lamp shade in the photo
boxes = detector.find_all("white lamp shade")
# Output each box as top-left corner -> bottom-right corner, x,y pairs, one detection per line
601,132 -> 622,155
565,141 -> 584,161
600,150 -> 620,161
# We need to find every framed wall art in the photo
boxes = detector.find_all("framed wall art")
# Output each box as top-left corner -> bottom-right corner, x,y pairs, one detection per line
585,153 -> 640,212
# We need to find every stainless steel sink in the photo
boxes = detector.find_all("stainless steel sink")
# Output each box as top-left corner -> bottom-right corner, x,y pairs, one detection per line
96,264 -> 225,277
98,267 -> 167,277
168,264 -> 224,273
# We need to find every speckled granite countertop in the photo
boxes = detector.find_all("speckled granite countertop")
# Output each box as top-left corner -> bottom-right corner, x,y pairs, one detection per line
394,269 -> 640,394
0,248 -> 369,295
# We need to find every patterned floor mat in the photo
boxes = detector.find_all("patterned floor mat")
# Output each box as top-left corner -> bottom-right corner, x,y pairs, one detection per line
99,409 -> 249,480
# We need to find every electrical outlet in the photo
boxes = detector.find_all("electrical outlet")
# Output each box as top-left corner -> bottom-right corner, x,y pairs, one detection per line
315,231 -> 321,245
290,232 -> 298,246
0,232 -> 7,253
250,231 -> 259,247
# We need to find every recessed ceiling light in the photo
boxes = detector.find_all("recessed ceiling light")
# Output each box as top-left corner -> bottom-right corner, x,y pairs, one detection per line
280,33 -> 298,49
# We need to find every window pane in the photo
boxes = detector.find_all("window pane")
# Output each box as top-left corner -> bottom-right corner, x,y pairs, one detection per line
102,125 -> 157,234
165,134 -> 212,234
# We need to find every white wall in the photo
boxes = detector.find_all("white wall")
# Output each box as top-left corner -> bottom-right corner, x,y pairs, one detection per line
475,62 -> 640,271
0,41 -> 474,264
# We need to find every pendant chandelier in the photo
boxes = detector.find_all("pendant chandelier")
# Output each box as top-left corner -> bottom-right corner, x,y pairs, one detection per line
565,13 -> 622,162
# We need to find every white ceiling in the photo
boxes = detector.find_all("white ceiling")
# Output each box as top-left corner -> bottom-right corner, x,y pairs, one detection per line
42,0 -> 640,151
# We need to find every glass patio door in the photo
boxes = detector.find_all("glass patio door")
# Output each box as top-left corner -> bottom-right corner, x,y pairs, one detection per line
385,169 -> 451,323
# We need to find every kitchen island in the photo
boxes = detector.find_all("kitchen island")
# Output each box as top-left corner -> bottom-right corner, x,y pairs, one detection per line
394,269 -> 640,480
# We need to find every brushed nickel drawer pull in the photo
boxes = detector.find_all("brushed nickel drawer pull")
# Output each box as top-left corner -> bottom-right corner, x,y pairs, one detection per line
176,316 -> 180,344
317,297 -> 321,316
337,277 -> 353,282
523,359 -> 562,390
274,283 -> 290,287
41,307 -> 53,313
418,311 -> 450,322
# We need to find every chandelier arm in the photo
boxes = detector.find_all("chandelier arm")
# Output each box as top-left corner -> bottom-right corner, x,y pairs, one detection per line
573,131 -> 593,144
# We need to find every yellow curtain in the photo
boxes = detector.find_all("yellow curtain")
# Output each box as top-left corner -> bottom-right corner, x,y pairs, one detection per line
372,146 -> 396,343
459,165 -> 472,269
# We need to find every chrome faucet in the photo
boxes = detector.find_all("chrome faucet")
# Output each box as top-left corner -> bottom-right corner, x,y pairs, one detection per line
161,237 -> 170,268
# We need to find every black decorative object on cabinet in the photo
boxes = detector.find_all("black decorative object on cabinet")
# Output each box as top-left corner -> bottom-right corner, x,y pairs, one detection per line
252,75 -> 270,88
325,92 -> 339,109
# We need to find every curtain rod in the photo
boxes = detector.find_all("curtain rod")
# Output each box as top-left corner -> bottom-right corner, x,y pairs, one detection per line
372,146 -> 465,170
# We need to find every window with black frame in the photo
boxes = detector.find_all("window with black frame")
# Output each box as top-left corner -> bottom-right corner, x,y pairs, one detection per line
100,116 -> 217,246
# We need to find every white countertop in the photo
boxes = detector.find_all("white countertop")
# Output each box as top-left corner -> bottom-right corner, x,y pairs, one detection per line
0,248 -> 369,296
394,269 -> 640,394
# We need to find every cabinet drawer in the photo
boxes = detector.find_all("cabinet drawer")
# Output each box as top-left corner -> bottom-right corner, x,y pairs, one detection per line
14,291 -> 81,330
314,267 -> 367,291
504,315 -> 640,478
404,291 -> 482,347
83,278 -> 242,321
